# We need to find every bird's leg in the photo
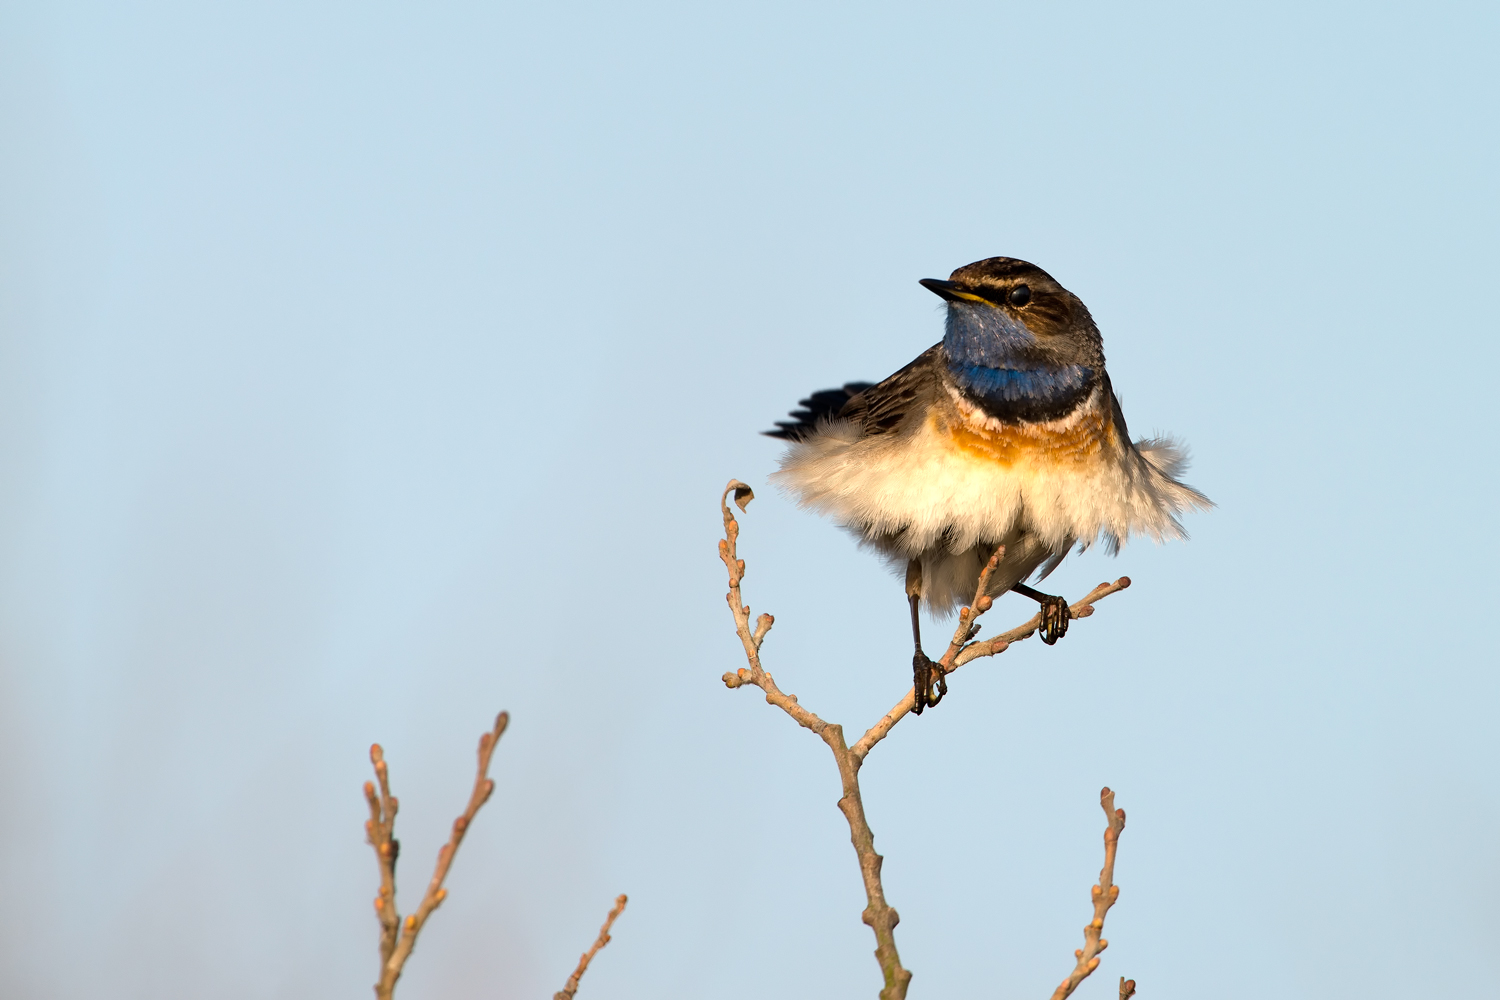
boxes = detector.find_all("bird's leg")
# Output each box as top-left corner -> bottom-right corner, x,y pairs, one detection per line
907,560 -> 945,714
1011,582 -> 1071,645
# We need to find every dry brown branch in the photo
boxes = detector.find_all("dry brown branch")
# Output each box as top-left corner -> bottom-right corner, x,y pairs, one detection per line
852,574 -> 1132,761
365,711 -> 509,1000
715,480 -> 1130,999
1048,788 -> 1129,1000
554,894 -> 629,1000
1120,976 -> 1138,999
718,481 -> 909,999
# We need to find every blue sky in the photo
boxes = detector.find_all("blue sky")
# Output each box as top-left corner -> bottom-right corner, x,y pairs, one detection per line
1,2 -> 1497,997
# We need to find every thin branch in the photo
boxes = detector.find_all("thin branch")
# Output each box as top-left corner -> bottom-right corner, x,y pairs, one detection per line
851,547 -> 1003,761
365,711 -> 509,1000
953,576 -> 1132,670
851,574 -> 1131,762
554,894 -> 629,1000
717,481 -> 911,1000
1048,788 -> 1128,1000
716,480 -> 1136,999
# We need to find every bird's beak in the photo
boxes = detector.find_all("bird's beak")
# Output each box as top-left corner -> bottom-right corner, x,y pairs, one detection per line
919,278 -> 992,304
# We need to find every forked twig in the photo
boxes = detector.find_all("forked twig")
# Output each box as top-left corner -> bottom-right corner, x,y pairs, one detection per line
1048,788 -> 1129,1000
365,712 -> 509,1000
853,569 -> 1131,761
716,480 -> 1132,999
717,481 -> 909,1000
554,894 -> 629,1000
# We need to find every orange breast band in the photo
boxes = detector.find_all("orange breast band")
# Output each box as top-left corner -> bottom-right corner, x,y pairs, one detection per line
941,404 -> 1115,468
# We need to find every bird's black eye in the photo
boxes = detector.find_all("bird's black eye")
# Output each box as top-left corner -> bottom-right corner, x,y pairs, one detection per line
1008,284 -> 1031,307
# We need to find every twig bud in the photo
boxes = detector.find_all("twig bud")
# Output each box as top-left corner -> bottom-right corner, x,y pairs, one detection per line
976,595 -> 993,612
1087,957 -> 1100,971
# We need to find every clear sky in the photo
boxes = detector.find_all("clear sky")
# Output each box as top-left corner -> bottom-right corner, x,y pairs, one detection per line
2,2 -> 1497,997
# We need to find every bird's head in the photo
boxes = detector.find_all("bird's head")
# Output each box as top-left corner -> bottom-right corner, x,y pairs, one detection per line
921,257 -> 1104,420
921,257 -> 1102,370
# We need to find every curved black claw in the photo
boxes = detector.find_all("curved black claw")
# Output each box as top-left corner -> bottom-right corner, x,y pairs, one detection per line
1038,595 -> 1071,645
911,650 -> 947,714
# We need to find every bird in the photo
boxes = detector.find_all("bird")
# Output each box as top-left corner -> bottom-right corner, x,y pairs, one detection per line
765,256 -> 1211,713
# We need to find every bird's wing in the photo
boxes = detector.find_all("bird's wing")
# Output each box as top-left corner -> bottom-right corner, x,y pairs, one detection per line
837,343 -> 944,437
763,383 -> 876,440
1103,373 -> 1133,444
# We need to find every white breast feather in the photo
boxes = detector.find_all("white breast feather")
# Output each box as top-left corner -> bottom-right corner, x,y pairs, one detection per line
771,388 -> 1209,560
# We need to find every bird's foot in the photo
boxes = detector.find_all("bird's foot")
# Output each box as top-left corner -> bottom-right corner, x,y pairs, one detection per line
912,649 -> 947,714
1012,582 -> 1073,645
1037,594 -> 1071,645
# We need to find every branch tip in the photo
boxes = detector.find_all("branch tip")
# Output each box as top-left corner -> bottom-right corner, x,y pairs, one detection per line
722,479 -> 755,513
368,711 -> 509,1000
1047,788 -> 1129,1000
554,894 -> 629,1000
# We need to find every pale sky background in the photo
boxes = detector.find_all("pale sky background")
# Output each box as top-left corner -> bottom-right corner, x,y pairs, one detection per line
2,2 -> 1497,998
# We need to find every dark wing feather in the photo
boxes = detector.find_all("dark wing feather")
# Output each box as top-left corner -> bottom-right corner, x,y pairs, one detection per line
763,344 -> 944,441
838,344 -> 943,437
763,382 -> 876,440
1102,372 -> 1131,443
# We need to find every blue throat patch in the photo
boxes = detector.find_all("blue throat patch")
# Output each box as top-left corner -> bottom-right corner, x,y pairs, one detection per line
942,302 -> 1093,417
943,300 -> 1035,367
949,363 -> 1094,407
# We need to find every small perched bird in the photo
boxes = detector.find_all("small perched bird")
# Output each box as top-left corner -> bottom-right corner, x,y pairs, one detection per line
766,257 -> 1211,712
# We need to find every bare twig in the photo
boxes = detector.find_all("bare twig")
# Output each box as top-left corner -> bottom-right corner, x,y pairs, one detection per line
1048,788 -> 1128,1000
554,894 -> 629,1000
718,481 -> 911,1000
716,481 -> 1131,998
953,576 -> 1132,670
365,711 -> 509,1000
851,569 -> 1131,763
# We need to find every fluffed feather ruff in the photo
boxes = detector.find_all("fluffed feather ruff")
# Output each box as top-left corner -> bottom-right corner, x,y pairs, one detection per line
771,385 -> 1211,615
